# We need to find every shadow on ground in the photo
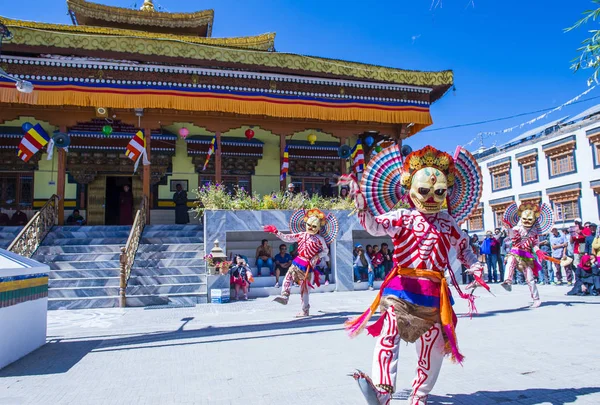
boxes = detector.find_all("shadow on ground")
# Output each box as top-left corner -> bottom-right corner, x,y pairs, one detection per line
0,311 -> 359,377
421,386 -> 600,404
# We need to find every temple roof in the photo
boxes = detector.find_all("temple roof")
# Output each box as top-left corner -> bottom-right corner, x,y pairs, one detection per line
66,0 -> 214,37
0,16 -> 276,51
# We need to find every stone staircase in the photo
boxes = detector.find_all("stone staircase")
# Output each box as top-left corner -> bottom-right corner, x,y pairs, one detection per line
0,226 -> 23,249
128,224 -> 207,306
32,226 -> 131,310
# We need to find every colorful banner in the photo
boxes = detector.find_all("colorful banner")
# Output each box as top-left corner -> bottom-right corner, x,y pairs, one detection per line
280,144 -> 289,181
17,124 -> 50,162
351,139 -> 365,174
202,136 -> 217,171
125,130 -> 150,172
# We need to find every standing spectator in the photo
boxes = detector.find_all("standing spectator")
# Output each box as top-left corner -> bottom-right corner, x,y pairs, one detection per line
380,242 -> 393,276
480,231 -> 499,283
571,218 -> 586,267
563,228 -> 576,285
495,228 -> 507,282
284,183 -> 296,198
289,241 -> 299,259
366,244 -> 374,258
585,223 -> 598,255
370,245 -> 385,282
320,181 -> 334,198
255,239 -> 274,276
549,227 -> 569,285
119,184 -> 134,225
173,183 -> 190,224
273,244 -> 292,288
353,244 -> 373,285
339,186 -> 350,199
538,234 -> 553,284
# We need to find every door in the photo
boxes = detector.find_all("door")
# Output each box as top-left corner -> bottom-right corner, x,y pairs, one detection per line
132,175 -> 143,211
87,175 -> 106,225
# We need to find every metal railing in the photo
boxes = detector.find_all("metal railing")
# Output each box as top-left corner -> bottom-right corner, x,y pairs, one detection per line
8,195 -> 59,258
119,196 -> 148,307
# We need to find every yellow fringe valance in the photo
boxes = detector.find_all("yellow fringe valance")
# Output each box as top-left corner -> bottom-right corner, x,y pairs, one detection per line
0,87 -> 433,130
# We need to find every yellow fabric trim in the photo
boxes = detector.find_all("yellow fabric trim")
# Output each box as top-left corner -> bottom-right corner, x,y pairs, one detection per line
0,88 -> 433,128
0,277 -> 48,293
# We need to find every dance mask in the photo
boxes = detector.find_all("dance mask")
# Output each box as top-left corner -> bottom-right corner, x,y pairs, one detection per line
518,202 -> 541,230
304,209 -> 326,235
401,146 -> 456,214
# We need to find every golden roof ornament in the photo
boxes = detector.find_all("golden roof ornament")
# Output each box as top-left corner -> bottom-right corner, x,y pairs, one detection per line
140,0 -> 156,12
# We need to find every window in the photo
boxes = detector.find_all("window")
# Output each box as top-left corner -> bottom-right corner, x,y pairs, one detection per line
595,144 -> 600,167
521,163 -> 538,184
550,154 -> 575,176
199,175 -> 252,194
494,210 -> 505,229
492,172 -> 510,190
554,200 -> 580,221
0,173 -> 33,209
468,214 -> 483,231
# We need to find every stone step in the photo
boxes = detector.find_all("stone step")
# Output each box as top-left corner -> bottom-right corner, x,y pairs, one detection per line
49,277 -> 121,288
141,231 -> 204,239
53,225 -> 132,232
134,251 -> 204,260
49,286 -> 121,299
0,226 -> 23,232
0,232 -> 21,239
144,225 -> 203,231
36,245 -> 125,255
33,253 -> 122,262
125,293 -> 207,307
136,243 -> 204,253
45,260 -> 122,270
129,275 -> 206,285
247,283 -> 336,298
45,231 -> 132,239
126,283 -> 207,296
50,269 -> 122,278
41,237 -> 128,246
140,237 -> 203,244
130,266 -> 206,276
133,258 -> 206,268
48,297 -> 120,310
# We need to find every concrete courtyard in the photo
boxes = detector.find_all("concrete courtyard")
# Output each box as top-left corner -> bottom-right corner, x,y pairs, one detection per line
0,284 -> 599,405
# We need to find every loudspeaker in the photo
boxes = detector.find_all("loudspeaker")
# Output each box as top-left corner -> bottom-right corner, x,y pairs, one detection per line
338,144 -> 352,159
401,145 -> 413,157
53,133 -> 71,149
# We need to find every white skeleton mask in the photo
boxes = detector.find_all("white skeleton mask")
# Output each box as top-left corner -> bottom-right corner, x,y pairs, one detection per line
306,216 -> 322,235
409,167 -> 448,214
520,209 -> 536,229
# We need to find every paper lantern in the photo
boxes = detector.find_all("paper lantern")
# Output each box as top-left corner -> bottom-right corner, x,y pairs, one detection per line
22,122 -> 33,132
179,127 -> 189,139
307,133 -> 317,145
102,125 -> 113,137
365,136 -> 374,147
245,129 -> 255,140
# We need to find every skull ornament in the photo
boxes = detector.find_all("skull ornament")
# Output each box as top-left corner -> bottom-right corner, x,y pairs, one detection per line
520,209 -> 536,229
306,216 -> 322,235
409,167 -> 448,214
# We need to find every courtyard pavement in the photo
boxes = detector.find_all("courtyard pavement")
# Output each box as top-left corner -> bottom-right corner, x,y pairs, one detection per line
0,284 -> 599,405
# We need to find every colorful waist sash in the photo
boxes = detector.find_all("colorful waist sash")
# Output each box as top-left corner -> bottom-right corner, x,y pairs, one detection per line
345,265 -> 464,363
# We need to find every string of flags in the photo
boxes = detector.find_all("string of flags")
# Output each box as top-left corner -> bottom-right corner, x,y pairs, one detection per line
17,124 -> 50,163
125,130 -> 150,172
280,144 -> 289,181
202,135 -> 217,171
462,86 -> 596,148
351,139 -> 365,174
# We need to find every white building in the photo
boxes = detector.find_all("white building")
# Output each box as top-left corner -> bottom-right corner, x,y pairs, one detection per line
466,105 -> 600,235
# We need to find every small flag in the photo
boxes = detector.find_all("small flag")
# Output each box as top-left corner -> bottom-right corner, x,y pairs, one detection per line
280,145 -> 289,181
125,130 -> 150,172
351,139 -> 365,174
202,136 -> 217,171
17,124 -> 50,163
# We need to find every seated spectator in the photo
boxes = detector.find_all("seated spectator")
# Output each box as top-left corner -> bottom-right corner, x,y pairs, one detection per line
9,210 -> 28,226
255,239 -> 274,277
567,254 -> 600,296
66,209 -> 86,225
274,244 -> 292,288
380,243 -> 393,276
0,212 -> 9,226
315,256 -> 331,286
289,242 -> 299,259
353,244 -> 373,285
370,245 -> 385,281
339,186 -> 350,200
230,255 -> 253,301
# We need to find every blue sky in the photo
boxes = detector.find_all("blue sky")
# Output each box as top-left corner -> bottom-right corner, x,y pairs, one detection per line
1,0 -> 598,153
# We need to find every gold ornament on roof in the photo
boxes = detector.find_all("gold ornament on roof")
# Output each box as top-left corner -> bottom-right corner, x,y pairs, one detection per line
140,0 -> 156,12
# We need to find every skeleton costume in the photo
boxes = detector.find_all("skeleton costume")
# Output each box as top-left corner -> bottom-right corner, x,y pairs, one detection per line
264,209 -> 338,317
340,145 -> 487,405
500,202 -> 554,308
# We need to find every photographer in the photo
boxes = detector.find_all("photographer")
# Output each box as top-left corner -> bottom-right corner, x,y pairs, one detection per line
230,255 -> 253,301
495,228 -> 507,282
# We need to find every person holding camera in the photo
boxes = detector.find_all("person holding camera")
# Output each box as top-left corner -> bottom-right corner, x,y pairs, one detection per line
230,255 -> 253,301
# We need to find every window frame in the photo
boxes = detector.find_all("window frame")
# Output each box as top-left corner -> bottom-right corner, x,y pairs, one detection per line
551,199 -> 581,222
520,160 -> 539,185
0,172 -> 34,209
547,151 -> 577,179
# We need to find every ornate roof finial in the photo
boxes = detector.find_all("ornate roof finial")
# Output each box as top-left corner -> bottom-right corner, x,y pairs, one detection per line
140,0 -> 156,12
